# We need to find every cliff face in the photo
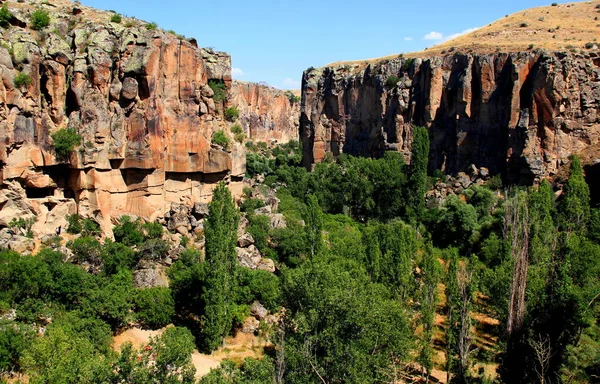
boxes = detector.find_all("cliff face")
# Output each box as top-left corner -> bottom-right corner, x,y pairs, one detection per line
300,51 -> 600,184
230,81 -> 299,145
0,0 -> 241,234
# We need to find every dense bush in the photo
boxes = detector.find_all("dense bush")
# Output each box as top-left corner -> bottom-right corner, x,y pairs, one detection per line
224,106 -> 239,122
13,72 -> 32,88
230,123 -> 244,143
0,5 -> 13,28
51,128 -> 81,161
110,13 -> 121,23
133,287 -> 175,329
385,74 -> 400,88
211,130 -> 230,151
208,79 -> 226,102
30,9 -> 50,30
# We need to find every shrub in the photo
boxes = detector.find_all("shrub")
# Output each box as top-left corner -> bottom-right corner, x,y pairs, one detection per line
551,2 -> 558,5
68,236 -> 102,264
30,9 -> 50,30
9,217 -> 35,238
212,130 -> 230,151
520,22 -> 529,27
112,216 -> 144,246
208,79 -> 226,102
13,72 -> 32,88
51,128 -> 81,160
145,21 -> 158,30
133,287 -> 175,329
0,5 -> 13,28
231,123 -> 244,143
284,90 -> 301,104
82,218 -> 101,236
585,42 -> 595,49
528,44 -> 534,50
385,75 -> 400,88
66,214 -> 82,234
224,106 -> 239,122
110,14 -> 121,23
240,198 -> 266,213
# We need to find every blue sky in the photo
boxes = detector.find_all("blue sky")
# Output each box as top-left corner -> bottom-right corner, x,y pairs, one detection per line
80,0 -> 575,89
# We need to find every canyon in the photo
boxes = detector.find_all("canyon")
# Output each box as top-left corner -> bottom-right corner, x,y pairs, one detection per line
0,0 -> 298,237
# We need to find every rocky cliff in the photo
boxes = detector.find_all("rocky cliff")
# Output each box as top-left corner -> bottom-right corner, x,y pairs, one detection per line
230,81 -> 299,145
0,0 -> 243,235
300,51 -> 600,183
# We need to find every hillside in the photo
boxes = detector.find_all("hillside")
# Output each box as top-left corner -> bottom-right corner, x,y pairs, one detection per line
329,0 -> 600,68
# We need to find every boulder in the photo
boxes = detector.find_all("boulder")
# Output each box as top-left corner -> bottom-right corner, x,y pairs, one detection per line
250,301 -> 268,320
193,202 -> 209,218
241,316 -> 260,334
133,267 -> 169,288
268,213 -> 286,229
237,232 -> 255,248
237,245 -> 262,269
7,235 -> 35,254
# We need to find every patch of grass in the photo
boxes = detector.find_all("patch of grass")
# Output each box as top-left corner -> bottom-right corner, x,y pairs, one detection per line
146,21 -> 158,30
110,14 -> 121,23
30,9 -> 50,30
13,72 -> 32,88
231,123 -> 245,143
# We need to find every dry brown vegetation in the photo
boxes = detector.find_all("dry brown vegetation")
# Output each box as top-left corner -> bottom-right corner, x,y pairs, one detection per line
329,0 -> 600,68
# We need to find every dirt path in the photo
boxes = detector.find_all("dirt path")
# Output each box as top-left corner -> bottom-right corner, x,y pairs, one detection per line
113,325 -> 268,379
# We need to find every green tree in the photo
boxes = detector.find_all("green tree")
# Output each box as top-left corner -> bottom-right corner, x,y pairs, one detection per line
0,5 -> 13,28
51,127 -> 81,161
418,245 -> 441,380
202,182 -> 239,351
30,9 -> 50,30
134,287 -> 175,329
406,126 -> 430,221
302,194 -> 323,259
560,155 -> 590,232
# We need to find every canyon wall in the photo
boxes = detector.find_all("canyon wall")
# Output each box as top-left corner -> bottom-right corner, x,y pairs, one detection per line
0,0 -> 243,235
300,51 -> 600,184
230,81 -> 299,145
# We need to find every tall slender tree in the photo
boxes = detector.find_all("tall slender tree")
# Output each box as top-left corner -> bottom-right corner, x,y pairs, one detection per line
407,125 -> 430,221
202,182 -> 239,351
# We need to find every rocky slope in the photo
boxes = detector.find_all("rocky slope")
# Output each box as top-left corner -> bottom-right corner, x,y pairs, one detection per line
0,0 -> 246,235
230,80 -> 299,145
301,50 -> 600,184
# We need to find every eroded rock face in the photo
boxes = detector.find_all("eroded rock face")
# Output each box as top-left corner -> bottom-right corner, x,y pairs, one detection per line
230,81 -> 299,145
300,52 -> 600,184
0,1 -> 241,234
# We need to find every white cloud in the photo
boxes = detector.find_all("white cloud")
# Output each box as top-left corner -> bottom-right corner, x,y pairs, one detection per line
442,27 -> 479,42
231,67 -> 244,78
404,37 -> 414,41
282,78 -> 301,89
424,31 -> 444,40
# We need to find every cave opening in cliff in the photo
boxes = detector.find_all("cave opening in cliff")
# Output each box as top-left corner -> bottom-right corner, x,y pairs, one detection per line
25,187 -> 55,199
584,163 -> 600,208
65,87 -> 80,116
42,164 -> 71,189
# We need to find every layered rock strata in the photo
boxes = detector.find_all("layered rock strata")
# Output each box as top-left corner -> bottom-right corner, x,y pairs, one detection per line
300,51 -> 600,183
230,80 -> 299,145
0,0 -> 242,234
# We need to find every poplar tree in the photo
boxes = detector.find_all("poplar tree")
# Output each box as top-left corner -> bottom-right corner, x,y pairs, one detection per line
407,126 -> 430,221
202,183 -> 239,351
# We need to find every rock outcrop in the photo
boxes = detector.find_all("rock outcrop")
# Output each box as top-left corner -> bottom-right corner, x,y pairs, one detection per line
230,81 -> 299,145
0,0 -> 243,235
300,51 -> 600,184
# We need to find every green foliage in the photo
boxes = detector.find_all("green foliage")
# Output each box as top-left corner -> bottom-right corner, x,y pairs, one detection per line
239,198 -> 265,213
212,130 -> 230,151
281,257 -> 412,382
385,74 -> 400,88
0,321 -> 35,372
202,182 -> 240,351
68,236 -> 102,265
426,195 -> 479,252
66,213 -> 82,234
81,269 -> 134,330
30,9 -> 50,30
133,287 -> 175,329
0,5 -> 13,28
406,126 -> 430,221
101,241 -> 137,275
230,123 -> 244,143
200,357 -> 275,383
51,127 -> 81,161
13,72 -> 32,88
560,155 -> 590,231
208,79 -> 227,102
246,214 -> 271,253
113,215 -> 144,246
110,13 -> 122,23
145,21 -> 158,30
8,217 -> 35,238
284,90 -> 301,104
224,106 -> 239,122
